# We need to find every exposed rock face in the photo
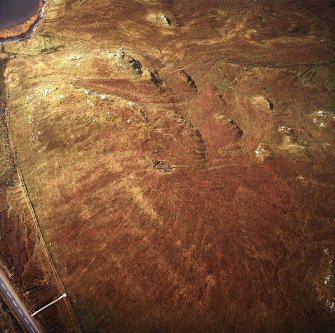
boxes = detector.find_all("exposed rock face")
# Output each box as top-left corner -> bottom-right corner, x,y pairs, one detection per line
1,0 -> 335,332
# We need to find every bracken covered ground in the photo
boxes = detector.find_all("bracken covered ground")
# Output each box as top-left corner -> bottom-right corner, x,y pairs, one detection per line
1,0 -> 335,332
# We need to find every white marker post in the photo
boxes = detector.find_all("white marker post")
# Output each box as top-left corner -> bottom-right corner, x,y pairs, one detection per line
31,293 -> 67,317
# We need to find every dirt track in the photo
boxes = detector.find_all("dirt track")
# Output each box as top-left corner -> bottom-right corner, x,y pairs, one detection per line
1,0 -> 335,332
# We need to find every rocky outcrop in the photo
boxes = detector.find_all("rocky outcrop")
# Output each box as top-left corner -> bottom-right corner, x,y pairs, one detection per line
1,1 -> 335,332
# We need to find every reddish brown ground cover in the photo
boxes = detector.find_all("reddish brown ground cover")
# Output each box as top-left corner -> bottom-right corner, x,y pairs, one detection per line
1,0 -> 335,332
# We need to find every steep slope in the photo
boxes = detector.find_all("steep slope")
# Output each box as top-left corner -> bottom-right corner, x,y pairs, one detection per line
1,0 -> 335,332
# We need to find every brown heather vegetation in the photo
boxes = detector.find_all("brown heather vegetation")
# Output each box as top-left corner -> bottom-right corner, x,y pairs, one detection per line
1,0 -> 335,332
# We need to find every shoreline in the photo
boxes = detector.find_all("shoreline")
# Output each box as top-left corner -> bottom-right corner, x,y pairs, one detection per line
0,0 -> 46,43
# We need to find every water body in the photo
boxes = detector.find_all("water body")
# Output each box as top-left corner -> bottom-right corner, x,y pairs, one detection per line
0,0 -> 40,28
